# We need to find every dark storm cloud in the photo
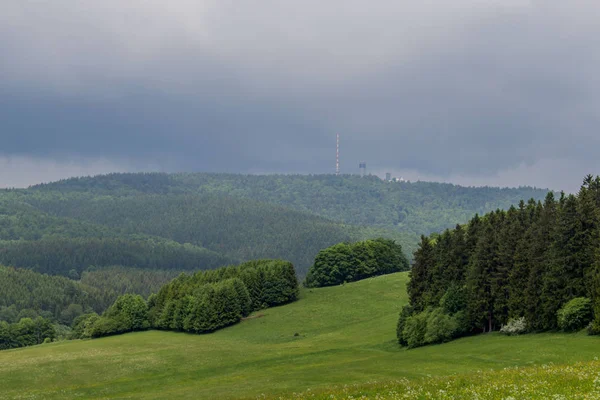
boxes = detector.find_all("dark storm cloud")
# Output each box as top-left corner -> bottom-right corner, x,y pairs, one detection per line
1,0 -> 599,191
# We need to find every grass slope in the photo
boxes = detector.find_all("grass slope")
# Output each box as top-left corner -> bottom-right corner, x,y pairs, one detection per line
1,273 -> 598,399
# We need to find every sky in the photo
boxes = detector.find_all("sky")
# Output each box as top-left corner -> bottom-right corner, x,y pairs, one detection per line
1,0 -> 599,192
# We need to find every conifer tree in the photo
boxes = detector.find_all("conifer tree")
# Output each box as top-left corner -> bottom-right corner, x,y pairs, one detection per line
407,236 -> 435,312
466,215 -> 499,332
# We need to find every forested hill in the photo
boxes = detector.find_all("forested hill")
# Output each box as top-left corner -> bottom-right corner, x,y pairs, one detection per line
34,172 -> 550,236
0,172 -> 549,278
0,189 -> 373,276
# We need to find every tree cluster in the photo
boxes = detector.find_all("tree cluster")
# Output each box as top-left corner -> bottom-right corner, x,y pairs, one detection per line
151,259 -> 298,333
73,260 -> 299,338
398,176 -> 600,348
0,317 -> 55,350
305,238 -> 409,287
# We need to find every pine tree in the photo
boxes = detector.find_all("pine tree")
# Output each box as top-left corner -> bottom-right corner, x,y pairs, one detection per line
466,215 -> 499,332
407,236 -> 435,312
494,207 -> 522,326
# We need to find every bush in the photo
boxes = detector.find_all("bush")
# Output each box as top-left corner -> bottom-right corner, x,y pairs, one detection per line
402,312 -> 428,348
71,313 -> 100,339
557,298 -> 593,332
424,308 -> 458,344
86,294 -> 150,338
500,317 -> 527,336
396,305 -> 414,346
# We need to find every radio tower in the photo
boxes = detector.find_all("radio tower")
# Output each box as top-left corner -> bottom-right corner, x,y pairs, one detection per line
336,133 -> 340,176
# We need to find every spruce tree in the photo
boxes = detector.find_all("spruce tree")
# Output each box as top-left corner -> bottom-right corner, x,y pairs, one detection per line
407,236 -> 435,312
466,215 -> 499,332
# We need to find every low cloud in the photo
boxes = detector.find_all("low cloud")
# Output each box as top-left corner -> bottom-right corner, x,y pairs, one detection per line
0,156 -> 146,188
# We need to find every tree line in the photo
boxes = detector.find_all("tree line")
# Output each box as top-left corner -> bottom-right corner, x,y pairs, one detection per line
398,176 -> 600,348
305,238 -> 409,287
0,317 -> 55,350
72,260 -> 299,339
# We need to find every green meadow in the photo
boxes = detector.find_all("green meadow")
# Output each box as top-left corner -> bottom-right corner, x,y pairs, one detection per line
1,272 -> 598,399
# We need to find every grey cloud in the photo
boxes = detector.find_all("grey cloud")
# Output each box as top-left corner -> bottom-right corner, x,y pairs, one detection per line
0,156 -> 141,188
1,0 -> 599,190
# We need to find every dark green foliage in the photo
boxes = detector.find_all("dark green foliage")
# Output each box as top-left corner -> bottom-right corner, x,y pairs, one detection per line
32,172 -> 549,237
0,317 -> 55,350
557,298 -> 593,332
407,236 -> 438,313
0,237 -> 230,276
440,284 -> 467,315
402,311 -> 429,348
18,191 -> 358,275
71,313 -> 100,339
305,238 -> 409,287
16,172 -> 550,273
400,176 -> 600,347
0,265 -> 178,326
396,305 -> 414,346
79,267 -> 182,298
149,260 -> 299,335
0,265 -> 106,324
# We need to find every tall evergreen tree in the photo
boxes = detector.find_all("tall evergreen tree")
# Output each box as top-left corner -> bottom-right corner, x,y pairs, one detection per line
407,236 -> 435,313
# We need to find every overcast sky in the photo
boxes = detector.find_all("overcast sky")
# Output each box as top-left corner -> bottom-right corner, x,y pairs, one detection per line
1,0 -> 599,192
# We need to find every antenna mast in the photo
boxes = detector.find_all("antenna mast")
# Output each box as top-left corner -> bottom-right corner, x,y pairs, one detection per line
336,133 -> 340,176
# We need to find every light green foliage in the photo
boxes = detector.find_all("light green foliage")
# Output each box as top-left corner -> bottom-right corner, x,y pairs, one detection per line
557,297 -> 593,332
400,307 -> 462,348
424,308 -> 459,344
71,313 -> 100,339
260,360 -> 600,399
0,273 -> 599,399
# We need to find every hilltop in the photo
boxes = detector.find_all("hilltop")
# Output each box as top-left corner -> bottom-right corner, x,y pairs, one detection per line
33,172 -> 550,237
15,172 -> 550,272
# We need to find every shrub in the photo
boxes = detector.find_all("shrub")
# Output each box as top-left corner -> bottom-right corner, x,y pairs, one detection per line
396,305 -> 414,346
71,313 -> 100,339
587,322 -> 600,336
500,317 -> 527,336
424,308 -> 458,344
402,311 -> 428,348
557,297 -> 593,332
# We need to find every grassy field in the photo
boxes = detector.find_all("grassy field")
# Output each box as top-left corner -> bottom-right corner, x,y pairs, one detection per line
1,272 -> 599,399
